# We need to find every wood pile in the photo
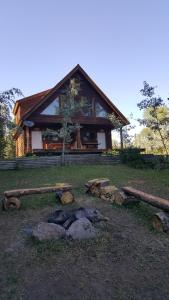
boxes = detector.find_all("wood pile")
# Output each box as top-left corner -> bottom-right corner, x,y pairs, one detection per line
85,178 -> 138,205
85,178 -> 110,197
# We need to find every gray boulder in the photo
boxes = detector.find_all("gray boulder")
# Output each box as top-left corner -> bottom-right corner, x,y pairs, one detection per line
66,217 -> 97,240
76,208 -> 109,223
32,222 -> 66,241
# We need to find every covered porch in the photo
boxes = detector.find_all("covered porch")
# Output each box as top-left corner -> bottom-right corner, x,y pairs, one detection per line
28,124 -> 112,154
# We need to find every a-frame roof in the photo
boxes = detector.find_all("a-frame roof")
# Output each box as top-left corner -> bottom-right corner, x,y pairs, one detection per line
14,64 -> 129,125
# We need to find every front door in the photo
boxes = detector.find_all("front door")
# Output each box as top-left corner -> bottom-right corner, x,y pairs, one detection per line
32,131 -> 43,149
97,132 -> 106,149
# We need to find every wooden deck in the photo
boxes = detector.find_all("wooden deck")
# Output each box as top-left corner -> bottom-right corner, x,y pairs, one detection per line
32,149 -> 104,156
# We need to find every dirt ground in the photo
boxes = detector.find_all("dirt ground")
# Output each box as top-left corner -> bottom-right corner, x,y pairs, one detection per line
1,192 -> 169,300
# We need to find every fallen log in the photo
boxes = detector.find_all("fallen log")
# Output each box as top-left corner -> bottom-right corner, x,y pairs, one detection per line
122,186 -> 169,212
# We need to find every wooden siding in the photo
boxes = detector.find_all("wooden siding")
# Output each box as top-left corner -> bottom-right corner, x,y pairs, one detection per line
31,71 -> 114,122
16,131 -> 25,157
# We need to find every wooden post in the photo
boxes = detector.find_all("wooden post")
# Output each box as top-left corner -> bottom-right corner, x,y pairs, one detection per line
26,127 -> 31,153
106,129 -> 112,149
120,127 -> 123,149
77,127 -> 82,149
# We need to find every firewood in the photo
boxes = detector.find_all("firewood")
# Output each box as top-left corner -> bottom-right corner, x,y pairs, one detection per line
3,197 -> 21,210
85,178 -> 110,196
85,178 -> 110,195
100,186 -> 126,204
60,191 -> 74,205
152,212 -> 169,232
90,185 -> 101,197
100,186 -> 118,202
86,178 -> 110,188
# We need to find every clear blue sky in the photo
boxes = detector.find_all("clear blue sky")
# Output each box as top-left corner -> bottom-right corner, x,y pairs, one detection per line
1,0 -> 169,129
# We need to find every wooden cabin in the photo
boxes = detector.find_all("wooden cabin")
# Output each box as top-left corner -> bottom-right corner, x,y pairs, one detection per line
13,64 -> 129,157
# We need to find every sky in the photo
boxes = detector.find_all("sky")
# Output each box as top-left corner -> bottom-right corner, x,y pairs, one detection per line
1,0 -> 169,135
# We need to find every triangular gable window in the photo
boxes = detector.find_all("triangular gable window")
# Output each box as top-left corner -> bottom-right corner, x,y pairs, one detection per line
95,101 -> 107,117
41,98 -> 60,115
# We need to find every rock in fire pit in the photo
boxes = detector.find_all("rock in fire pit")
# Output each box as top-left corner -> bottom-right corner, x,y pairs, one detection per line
32,207 -> 108,241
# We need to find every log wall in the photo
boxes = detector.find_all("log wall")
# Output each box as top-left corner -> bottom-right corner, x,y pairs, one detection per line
0,154 -> 120,170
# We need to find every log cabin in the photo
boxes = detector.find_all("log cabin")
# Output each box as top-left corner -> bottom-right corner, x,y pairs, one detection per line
13,64 -> 129,157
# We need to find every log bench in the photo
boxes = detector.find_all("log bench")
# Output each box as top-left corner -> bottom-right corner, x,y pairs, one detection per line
2,183 -> 73,210
122,186 -> 169,232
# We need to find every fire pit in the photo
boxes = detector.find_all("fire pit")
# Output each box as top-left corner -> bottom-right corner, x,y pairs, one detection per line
32,207 -> 109,241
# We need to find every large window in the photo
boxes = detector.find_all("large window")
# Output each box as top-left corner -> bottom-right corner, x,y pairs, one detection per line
95,101 -> 107,117
41,98 -> 60,115
81,98 -> 92,117
82,131 -> 97,142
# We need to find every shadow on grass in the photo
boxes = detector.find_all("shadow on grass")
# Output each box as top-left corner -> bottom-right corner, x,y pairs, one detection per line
111,201 -> 158,232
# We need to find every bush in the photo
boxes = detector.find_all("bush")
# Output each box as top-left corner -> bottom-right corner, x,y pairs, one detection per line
120,148 -> 169,169
119,148 -> 145,168
102,149 -> 120,156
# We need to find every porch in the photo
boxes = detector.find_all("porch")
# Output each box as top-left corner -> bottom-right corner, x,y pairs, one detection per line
32,148 -> 103,156
30,125 -> 112,154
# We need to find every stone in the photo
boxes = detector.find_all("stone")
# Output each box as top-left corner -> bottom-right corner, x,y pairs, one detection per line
48,207 -> 108,228
60,191 -> 74,205
21,225 -> 33,236
75,207 -> 109,222
48,209 -> 70,225
32,222 -> 66,241
66,217 -> 97,240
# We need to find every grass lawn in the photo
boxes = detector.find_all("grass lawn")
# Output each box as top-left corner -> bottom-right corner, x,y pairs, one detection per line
0,164 -> 169,300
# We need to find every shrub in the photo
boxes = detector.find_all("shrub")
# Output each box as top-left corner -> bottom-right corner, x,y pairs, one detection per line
119,148 -> 145,168
102,149 -> 120,156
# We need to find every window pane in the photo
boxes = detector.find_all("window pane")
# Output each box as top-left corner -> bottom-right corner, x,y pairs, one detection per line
82,131 -> 97,142
41,98 -> 60,115
95,101 -> 107,117
79,97 -> 92,116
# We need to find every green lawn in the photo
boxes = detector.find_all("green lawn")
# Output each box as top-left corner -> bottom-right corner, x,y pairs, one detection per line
0,164 -> 169,198
1,164 -> 169,300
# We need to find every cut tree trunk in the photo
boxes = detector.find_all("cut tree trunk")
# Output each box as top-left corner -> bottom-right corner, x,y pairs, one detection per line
60,191 -> 74,205
85,178 -> 110,196
3,197 -> 21,210
152,212 -> 169,232
122,186 -> 169,212
100,186 -> 138,205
